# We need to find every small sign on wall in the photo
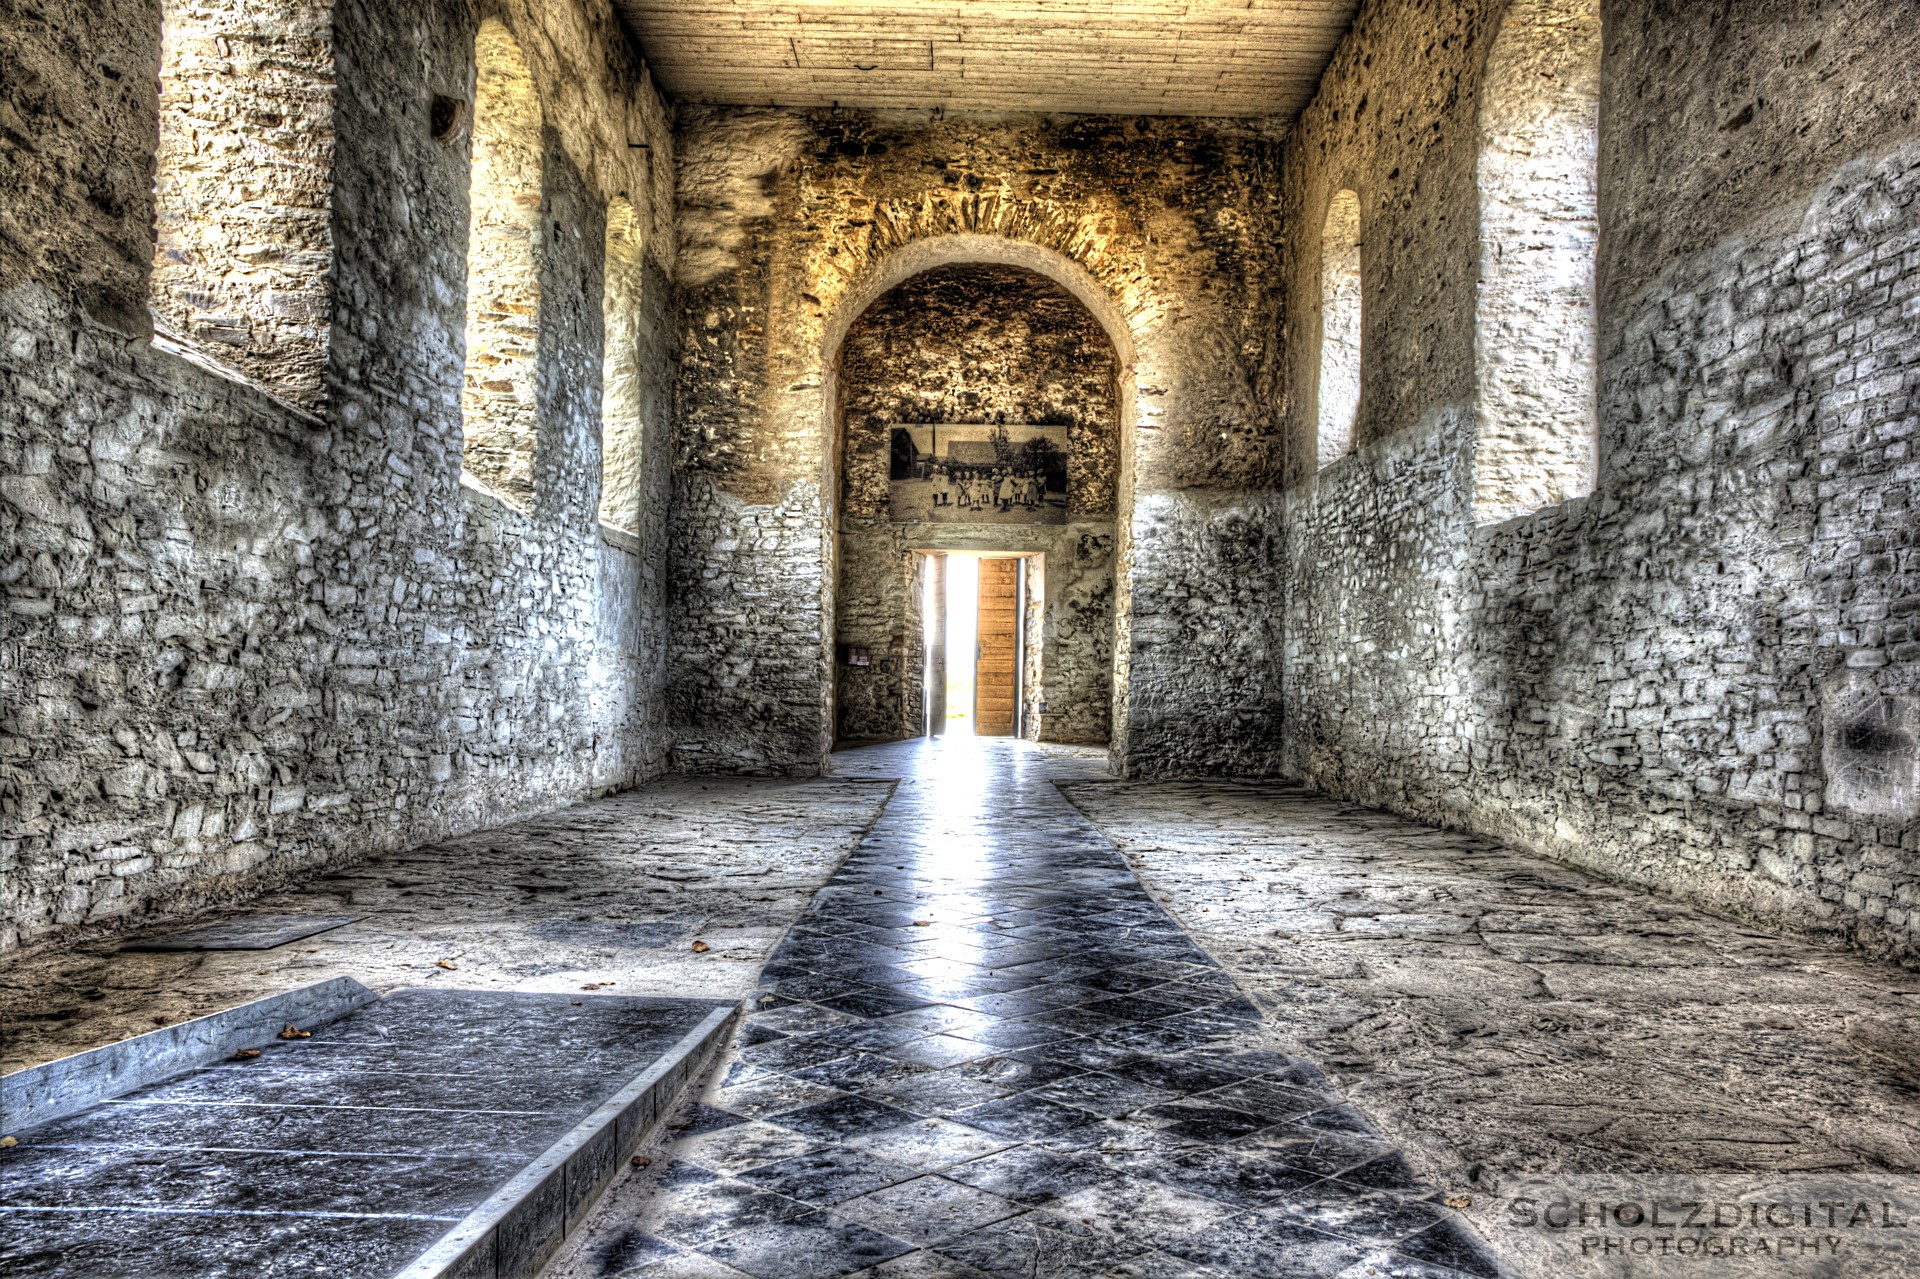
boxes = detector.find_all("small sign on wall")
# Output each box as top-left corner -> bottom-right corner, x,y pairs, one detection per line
840,644 -> 871,667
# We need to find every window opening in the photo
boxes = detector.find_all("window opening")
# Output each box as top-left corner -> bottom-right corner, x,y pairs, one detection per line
151,0 -> 333,405
599,198 -> 646,533
461,19 -> 542,510
1317,189 -> 1363,468
1473,0 -> 1602,522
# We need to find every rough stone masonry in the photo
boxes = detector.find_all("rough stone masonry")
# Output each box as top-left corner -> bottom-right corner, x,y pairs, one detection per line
1,0 -> 1916,982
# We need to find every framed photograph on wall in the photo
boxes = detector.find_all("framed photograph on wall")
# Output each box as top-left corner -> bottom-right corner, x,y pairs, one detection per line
888,424 -> 1068,525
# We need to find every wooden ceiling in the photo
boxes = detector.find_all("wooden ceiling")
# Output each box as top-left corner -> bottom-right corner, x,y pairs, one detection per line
612,1 -> 1359,119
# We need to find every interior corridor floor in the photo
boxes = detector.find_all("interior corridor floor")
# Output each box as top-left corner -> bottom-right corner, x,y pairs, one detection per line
554,738 -> 1920,1279
7,739 -> 1918,1277
551,739 -> 1504,1279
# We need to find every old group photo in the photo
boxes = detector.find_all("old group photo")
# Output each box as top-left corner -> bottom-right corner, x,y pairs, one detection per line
888,423 -> 1069,524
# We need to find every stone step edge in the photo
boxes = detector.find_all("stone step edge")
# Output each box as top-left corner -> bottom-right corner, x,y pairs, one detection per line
395,1000 -> 741,1279
0,975 -> 378,1132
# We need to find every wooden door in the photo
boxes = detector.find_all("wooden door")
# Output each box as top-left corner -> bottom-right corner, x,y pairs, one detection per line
974,558 -> 1019,736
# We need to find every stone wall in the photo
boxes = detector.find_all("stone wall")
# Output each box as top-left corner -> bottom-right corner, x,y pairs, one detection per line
1276,0 -> 1920,963
0,0 -> 679,950
668,108 -> 1289,777
0,0 -> 162,338
150,0 -> 334,407
834,264 -> 1117,745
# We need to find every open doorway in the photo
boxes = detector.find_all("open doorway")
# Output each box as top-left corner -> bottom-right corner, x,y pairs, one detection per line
920,552 -> 1039,738
828,261 -> 1122,752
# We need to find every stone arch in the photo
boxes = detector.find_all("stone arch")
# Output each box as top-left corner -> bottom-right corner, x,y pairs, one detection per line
818,233 -> 1141,756
820,233 -> 1144,516
820,233 -> 1141,376
1473,0 -> 1601,523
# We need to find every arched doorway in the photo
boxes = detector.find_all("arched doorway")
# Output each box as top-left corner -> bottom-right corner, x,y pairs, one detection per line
828,261 -> 1124,748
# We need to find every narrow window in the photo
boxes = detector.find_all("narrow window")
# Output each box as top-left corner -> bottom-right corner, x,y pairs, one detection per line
599,198 -> 646,533
151,0 -> 334,406
1473,0 -> 1601,523
1317,189 -> 1363,469
461,19 -> 542,510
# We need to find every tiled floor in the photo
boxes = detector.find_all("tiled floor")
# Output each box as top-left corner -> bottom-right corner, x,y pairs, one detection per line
561,738 -> 1505,1279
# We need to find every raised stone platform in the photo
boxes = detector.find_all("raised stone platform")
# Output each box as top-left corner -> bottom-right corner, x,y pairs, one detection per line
0,985 -> 736,1279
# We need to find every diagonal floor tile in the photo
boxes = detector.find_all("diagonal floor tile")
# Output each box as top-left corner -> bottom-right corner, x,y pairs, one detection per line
694,1211 -> 914,1279
734,1145 -> 921,1206
828,1173 -> 1022,1245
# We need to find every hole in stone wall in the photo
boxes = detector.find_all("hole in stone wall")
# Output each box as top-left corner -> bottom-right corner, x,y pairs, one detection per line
1473,0 -> 1601,524
599,198 -> 646,534
150,0 -> 334,406
460,19 -> 542,512
431,94 -> 470,145
1317,188 -> 1363,469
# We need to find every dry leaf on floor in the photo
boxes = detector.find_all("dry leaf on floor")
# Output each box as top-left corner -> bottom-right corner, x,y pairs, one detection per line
0,1136 -> 16,1149
690,940 -> 711,953
913,920 -> 934,926
233,1049 -> 261,1060
1445,1195 -> 1472,1209
631,1155 -> 652,1167
278,1024 -> 311,1040
436,959 -> 458,970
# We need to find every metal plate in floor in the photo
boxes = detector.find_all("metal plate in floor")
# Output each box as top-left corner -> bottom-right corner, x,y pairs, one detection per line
0,989 -> 734,1279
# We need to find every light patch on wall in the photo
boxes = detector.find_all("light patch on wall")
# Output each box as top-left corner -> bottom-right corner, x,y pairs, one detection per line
599,197 -> 646,533
461,18 -> 542,511
1473,0 -> 1601,524
1317,188 -> 1362,469
151,0 -> 334,406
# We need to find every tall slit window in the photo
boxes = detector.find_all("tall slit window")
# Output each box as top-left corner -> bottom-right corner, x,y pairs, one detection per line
151,0 -> 334,406
461,19 -> 542,511
1473,0 -> 1601,523
599,198 -> 646,534
1317,189 -> 1363,469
